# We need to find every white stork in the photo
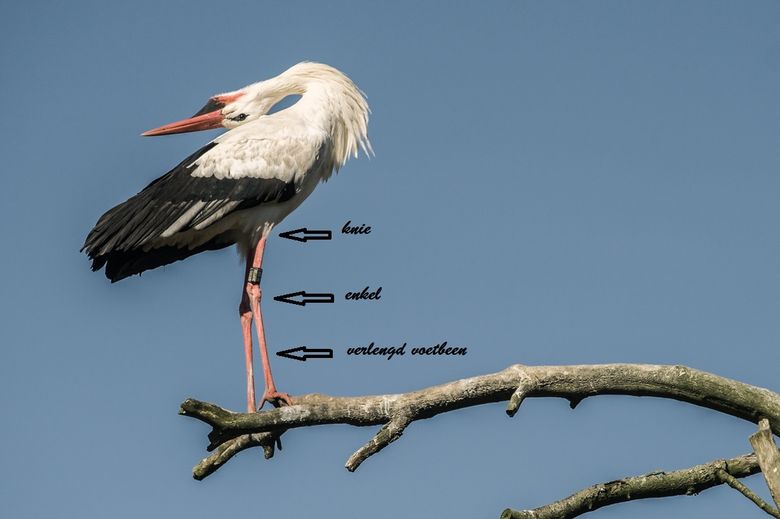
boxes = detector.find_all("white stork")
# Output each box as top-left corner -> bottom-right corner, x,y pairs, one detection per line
83,62 -> 372,411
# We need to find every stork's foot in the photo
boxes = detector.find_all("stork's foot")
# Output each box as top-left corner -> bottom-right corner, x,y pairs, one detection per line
259,389 -> 293,409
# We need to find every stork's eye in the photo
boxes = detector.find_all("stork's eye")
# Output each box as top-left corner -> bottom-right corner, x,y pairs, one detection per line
232,113 -> 248,122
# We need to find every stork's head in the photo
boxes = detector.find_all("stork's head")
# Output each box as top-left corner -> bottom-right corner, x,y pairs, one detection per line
141,88 -> 268,136
141,63 -> 371,163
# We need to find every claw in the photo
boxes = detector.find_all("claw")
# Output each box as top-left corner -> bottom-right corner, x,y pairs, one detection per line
259,390 -> 293,409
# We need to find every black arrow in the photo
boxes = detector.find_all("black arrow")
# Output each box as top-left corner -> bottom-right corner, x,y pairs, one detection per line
273,291 -> 335,306
278,227 -> 332,243
276,346 -> 334,362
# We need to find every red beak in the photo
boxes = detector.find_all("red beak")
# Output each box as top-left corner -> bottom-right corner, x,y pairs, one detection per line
142,92 -> 244,137
141,92 -> 244,137
141,109 -> 224,136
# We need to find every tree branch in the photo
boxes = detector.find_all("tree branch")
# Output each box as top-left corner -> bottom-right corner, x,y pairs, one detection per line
192,431 -> 281,480
345,412 -> 413,472
501,454 -> 765,519
182,364 -> 780,450
717,467 -> 780,518
180,363 -> 780,503
750,418 -> 780,509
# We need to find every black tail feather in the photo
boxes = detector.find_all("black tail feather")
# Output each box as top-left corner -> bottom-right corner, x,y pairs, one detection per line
90,236 -> 234,283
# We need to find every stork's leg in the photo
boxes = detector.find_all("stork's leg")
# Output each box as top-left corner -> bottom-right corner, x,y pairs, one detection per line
246,237 -> 292,409
239,261 -> 257,413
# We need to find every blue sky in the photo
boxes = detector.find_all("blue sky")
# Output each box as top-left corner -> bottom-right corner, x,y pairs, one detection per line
1,1 -> 779,517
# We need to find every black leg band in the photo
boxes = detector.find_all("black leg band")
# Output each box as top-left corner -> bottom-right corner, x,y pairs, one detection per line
247,267 -> 263,285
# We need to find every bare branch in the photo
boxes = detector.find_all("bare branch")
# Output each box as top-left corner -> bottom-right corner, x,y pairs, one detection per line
506,370 -> 539,417
345,413 -> 413,472
501,455 -> 762,519
717,468 -> 780,518
192,431 -> 282,480
750,418 -> 780,509
180,364 -> 780,479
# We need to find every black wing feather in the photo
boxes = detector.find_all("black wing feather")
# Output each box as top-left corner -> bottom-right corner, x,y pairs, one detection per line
83,142 -> 296,282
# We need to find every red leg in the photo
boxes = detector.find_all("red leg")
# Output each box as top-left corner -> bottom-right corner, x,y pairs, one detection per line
239,261 -> 256,413
246,237 -> 292,409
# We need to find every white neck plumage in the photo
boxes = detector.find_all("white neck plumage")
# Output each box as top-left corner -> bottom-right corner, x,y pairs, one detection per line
256,62 -> 373,168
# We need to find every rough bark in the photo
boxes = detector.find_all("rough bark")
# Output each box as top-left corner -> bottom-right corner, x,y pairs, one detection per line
501,454 -> 768,519
751,418 -> 780,509
717,467 -> 780,518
